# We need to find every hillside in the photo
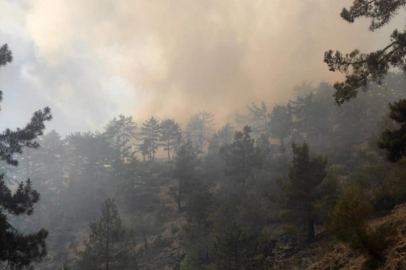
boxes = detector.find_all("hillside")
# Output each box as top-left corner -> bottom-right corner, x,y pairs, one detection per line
112,191 -> 406,270
278,203 -> 406,270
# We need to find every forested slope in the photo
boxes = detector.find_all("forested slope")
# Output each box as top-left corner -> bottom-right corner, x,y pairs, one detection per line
2,74 -> 406,270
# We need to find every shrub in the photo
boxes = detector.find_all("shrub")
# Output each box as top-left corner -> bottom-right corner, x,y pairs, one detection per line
325,186 -> 396,265
171,226 -> 180,235
154,234 -> 172,249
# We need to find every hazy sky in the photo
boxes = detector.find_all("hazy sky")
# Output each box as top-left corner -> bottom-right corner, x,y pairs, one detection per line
0,0 -> 404,135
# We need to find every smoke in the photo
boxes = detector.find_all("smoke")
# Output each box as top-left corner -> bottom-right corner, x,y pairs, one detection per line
1,0 -> 404,133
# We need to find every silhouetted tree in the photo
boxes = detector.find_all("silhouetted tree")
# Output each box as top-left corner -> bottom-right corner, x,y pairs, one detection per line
30,130 -> 67,210
65,132 -> 110,220
281,143 -> 327,241
173,140 -> 199,212
159,119 -> 182,161
217,123 -> 235,146
104,115 -> 137,192
379,99 -> 406,161
324,0 -> 406,104
138,139 -> 150,162
268,104 -> 292,151
324,0 -> 406,163
236,102 -> 269,139
186,111 -> 215,153
0,43 -> 51,270
139,117 -> 160,162
220,126 -> 261,187
104,115 -> 137,162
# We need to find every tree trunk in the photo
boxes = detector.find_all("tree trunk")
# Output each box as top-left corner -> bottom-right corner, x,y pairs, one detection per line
307,218 -> 315,241
177,181 -> 182,212
167,139 -> 171,161
143,229 -> 148,252
106,224 -> 110,270
280,137 -> 285,152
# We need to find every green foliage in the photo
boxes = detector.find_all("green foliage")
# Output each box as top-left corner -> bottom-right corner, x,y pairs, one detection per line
268,104 -> 292,151
0,44 -> 12,67
220,126 -> 261,186
159,119 -> 182,161
0,44 -> 12,106
347,150 -> 406,212
211,223 -> 275,270
154,234 -> 172,249
324,0 -> 406,108
281,143 -> 328,241
378,99 -> 406,162
325,186 -> 396,262
171,226 -> 179,235
185,186 -> 213,227
0,44 -> 51,270
173,140 -> 199,212
340,0 -> 406,31
140,116 -> 160,162
179,255 -> 195,270
75,199 -> 136,270
0,177 -> 49,270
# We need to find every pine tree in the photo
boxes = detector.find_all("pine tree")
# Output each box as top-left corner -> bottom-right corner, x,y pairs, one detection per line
180,185 -> 214,268
173,140 -> 199,212
324,0 -> 406,104
203,134 -> 222,179
76,199 -> 135,270
104,115 -> 137,192
324,1 -> 406,162
139,117 -> 160,162
104,115 -> 137,163
289,93 -> 316,139
236,102 -> 269,139
268,104 -> 292,151
138,139 -> 150,162
217,123 -> 234,146
220,126 -> 261,187
186,111 -> 215,153
378,99 -> 406,162
0,43 -> 52,269
281,143 -> 327,241
65,132 -> 111,221
185,185 -> 213,228
159,119 -> 181,161
31,130 -> 67,208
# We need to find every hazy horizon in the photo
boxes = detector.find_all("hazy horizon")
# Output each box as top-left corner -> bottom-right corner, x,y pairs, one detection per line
1,0 -> 404,135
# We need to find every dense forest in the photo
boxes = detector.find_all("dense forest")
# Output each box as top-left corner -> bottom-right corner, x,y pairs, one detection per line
2,0 -> 406,270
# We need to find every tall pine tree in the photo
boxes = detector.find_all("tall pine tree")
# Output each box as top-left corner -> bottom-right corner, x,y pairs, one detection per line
139,117 -> 160,162
159,119 -> 181,161
173,140 -> 198,212
281,143 -> 327,241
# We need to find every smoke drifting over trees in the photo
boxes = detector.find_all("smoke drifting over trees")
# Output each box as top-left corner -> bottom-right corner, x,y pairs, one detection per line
1,0 -> 405,133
